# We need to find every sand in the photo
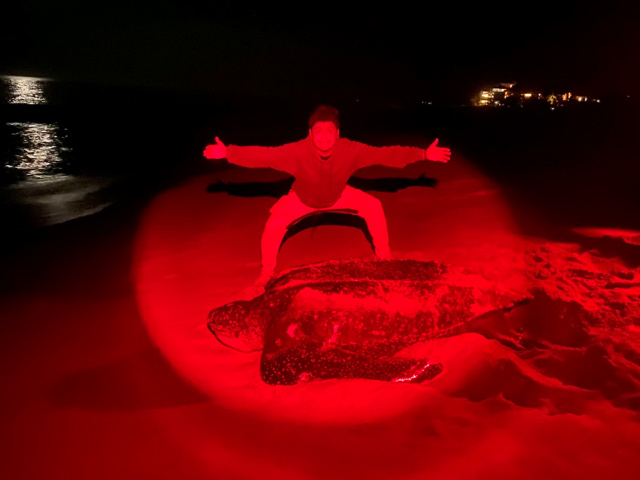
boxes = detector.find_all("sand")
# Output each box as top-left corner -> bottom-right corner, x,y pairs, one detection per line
2,135 -> 640,479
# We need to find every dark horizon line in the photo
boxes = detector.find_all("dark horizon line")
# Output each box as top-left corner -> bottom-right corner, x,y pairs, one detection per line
0,71 -> 636,109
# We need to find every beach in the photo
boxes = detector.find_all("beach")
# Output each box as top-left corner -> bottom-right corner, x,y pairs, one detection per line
2,98 -> 640,479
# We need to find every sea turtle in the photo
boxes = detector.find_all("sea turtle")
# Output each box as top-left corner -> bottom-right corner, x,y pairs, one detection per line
208,258 -> 529,385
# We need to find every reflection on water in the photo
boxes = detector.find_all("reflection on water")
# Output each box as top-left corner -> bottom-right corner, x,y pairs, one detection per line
3,75 -> 48,105
7,122 -> 69,179
1,75 -> 107,231
2,75 -> 71,180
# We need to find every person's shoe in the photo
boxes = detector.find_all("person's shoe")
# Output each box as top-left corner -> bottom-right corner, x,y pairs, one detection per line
391,360 -> 443,383
253,270 -> 274,288
227,270 -> 274,302
375,249 -> 392,261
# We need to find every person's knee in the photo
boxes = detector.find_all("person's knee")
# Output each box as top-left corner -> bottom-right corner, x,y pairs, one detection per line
264,215 -> 291,230
265,221 -> 289,232
359,195 -> 383,214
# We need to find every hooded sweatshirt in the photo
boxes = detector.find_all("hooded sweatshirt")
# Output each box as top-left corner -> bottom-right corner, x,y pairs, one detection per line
226,136 -> 426,208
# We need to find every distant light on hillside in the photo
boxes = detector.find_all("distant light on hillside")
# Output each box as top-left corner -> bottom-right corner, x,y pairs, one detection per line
473,82 -> 600,107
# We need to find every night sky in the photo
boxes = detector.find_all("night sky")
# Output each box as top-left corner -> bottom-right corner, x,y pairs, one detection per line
1,1 -> 639,103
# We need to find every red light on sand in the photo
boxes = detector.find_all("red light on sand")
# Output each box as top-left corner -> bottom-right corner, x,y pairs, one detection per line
131,159 -> 640,480
573,227 -> 640,245
133,158 -> 525,423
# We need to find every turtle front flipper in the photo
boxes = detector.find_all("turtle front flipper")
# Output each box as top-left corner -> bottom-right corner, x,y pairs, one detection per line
260,343 -> 443,385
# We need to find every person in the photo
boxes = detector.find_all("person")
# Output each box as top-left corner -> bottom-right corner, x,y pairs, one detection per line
203,105 -> 451,288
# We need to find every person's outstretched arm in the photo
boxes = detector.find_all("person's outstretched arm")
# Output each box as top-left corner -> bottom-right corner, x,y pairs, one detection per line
354,138 -> 451,169
203,137 -> 297,173
424,139 -> 451,163
203,137 -> 228,161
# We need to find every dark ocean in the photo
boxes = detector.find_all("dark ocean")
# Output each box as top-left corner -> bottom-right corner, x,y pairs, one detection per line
2,74 -> 639,239
0,75 -> 222,235
0,75 -> 369,236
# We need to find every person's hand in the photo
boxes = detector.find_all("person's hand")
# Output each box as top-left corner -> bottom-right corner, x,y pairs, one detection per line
425,138 -> 451,163
203,137 -> 227,159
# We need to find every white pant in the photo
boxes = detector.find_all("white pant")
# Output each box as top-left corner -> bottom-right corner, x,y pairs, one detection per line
261,185 -> 390,273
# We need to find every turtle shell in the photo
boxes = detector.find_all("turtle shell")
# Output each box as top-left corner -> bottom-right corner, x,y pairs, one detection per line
208,258 -> 526,385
